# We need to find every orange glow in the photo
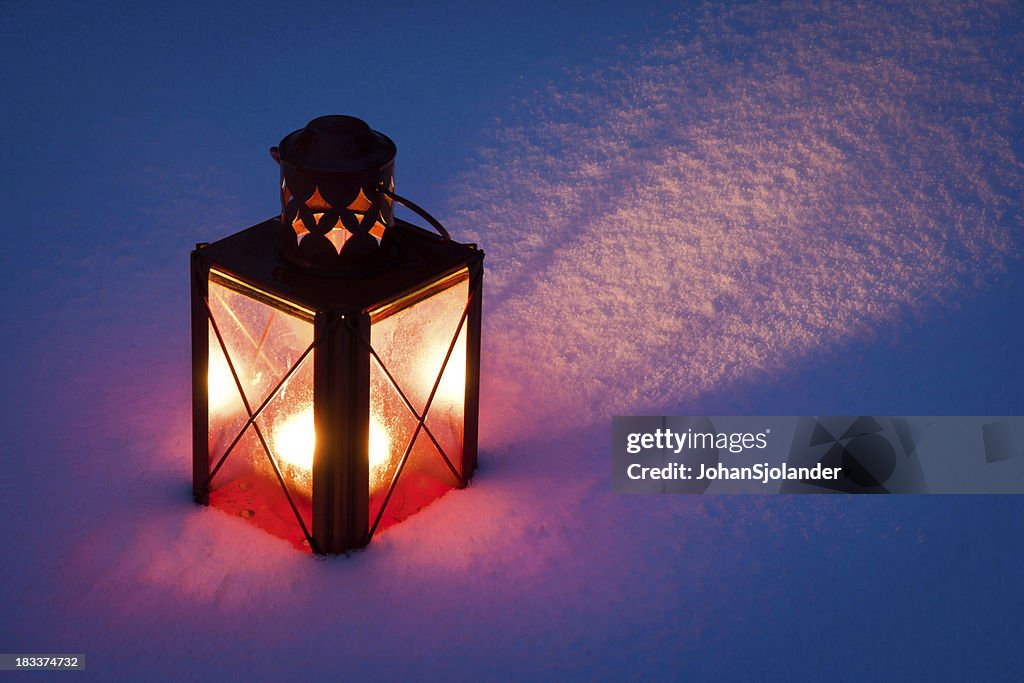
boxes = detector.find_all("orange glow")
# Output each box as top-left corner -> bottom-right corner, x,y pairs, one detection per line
271,407 -> 391,489
273,407 -> 315,471
365,274 -> 469,528
348,188 -> 373,212
369,416 -> 391,491
406,321 -> 467,413
431,327 -> 466,410
207,272 -> 468,535
207,344 -> 245,415
326,227 -> 349,254
307,187 -> 329,210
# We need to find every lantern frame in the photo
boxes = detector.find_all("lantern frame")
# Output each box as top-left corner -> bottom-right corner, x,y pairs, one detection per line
191,216 -> 483,554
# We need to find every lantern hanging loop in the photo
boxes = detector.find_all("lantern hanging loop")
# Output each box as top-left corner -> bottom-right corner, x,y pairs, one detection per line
379,186 -> 451,241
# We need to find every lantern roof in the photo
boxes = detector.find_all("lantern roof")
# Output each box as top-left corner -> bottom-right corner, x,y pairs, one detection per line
274,115 -> 397,174
196,218 -> 482,316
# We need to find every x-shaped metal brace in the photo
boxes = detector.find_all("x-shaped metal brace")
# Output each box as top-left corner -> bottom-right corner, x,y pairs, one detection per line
197,270 -> 479,549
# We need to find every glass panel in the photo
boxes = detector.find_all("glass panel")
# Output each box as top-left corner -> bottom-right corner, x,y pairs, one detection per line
367,364 -> 421,527
425,321 -> 467,474
206,273 -> 315,549
369,272 -> 468,531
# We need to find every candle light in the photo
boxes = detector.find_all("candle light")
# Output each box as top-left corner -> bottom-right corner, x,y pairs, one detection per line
271,407 -> 392,493
207,343 -> 246,416
273,407 -> 315,471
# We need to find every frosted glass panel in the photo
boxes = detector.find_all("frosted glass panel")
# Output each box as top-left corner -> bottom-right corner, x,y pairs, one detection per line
369,273 -> 468,529
206,273 -> 315,548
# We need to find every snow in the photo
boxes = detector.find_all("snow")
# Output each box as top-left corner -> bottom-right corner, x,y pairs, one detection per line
457,0 -> 1023,438
1,1 -> 1023,680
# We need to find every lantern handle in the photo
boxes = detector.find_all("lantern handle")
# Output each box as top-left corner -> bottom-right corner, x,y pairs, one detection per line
380,187 -> 451,241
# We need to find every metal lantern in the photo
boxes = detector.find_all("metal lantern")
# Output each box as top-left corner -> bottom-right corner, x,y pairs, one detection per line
190,116 -> 483,554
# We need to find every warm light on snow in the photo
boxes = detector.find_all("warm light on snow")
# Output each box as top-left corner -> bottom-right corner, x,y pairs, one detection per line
455,2 -> 1024,440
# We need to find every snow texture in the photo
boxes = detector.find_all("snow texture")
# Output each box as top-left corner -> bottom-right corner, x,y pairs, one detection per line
1,1 -> 1023,681
456,0 -> 1024,441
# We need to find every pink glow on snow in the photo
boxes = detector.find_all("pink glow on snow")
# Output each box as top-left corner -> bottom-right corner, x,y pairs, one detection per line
454,1 -> 1022,446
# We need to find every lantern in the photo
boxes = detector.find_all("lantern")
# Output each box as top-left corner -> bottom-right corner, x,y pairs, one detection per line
190,116 -> 483,554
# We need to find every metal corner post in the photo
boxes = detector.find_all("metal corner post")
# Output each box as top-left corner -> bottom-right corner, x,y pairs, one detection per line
312,309 -> 371,553
461,259 -> 484,485
191,250 -> 211,504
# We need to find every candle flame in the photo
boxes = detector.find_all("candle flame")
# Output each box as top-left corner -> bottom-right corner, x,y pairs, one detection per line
369,416 -> 390,474
273,407 -> 315,471
208,347 -> 245,415
271,407 -> 391,489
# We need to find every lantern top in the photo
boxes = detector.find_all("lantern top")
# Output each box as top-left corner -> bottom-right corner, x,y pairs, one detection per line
196,218 -> 482,316
273,115 -> 396,174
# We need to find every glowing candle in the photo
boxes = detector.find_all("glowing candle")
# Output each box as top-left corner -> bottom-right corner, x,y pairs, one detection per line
207,344 -> 246,415
273,407 -> 315,471
271,407 -> 391,492
369,417 -> 390,474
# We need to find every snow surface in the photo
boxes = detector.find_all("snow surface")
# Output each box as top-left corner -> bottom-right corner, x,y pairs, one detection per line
1,1 -> 1023,680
